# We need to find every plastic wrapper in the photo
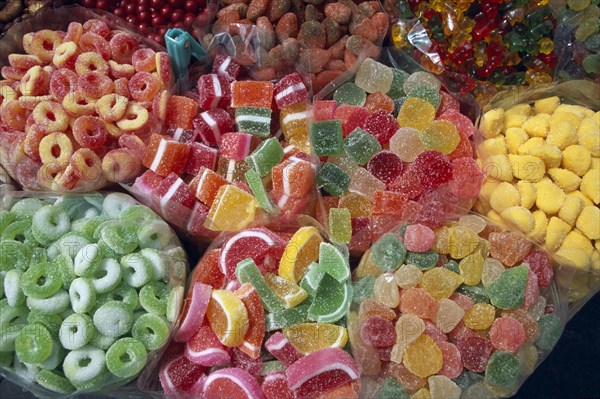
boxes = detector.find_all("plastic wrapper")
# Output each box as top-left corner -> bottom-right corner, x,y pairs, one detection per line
0,191 -> 188,398
475,80 -> 600,313
349,213 -> 572,398
0,6 -> 174,192
312,48 -> 484,257
155,220 -> 361,399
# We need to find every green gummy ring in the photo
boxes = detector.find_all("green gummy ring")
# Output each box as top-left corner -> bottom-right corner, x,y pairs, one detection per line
166,286 -> 184,323
92,219 -> 120,241
36,369 -> 75,394
137,221 -> 171,250
72,216 -> 108,240
60,313 -> 97,350
105,337 -> 148,379
27,290 -> 70,314
69,278 -> 97,314
97,283 -> 139,311
0,210 -> 16,236
55,196 -> 99,220
31,205 -> 71,246
28,311 -> 62,340
97,239 -> 118,260
139,281 -> 167,316
4,269 -> 26,307
15,323 -> 54,364
74,243 -> 103,277
0,240 -> 32,272
0,351 -> 13,368
0,299 -> 28,326
30,247 -> 48,265
70,370 -> 113,392
13,356 -> 42,381
101,224 -> 138,255
120,253 -> 152,288
93,300 -> 134,338
139,248 -> 168,281
0,273 -> 4,298
91,334 -> 116,350
0,323 -> 25,352
39,340 -> 65,370
54,233 -> 90,260
1,220 -> 35,244
10,198 -> 47,220
120,205 -> 158,223
91,258 -> 122,294
131,313 -> 170,351
54,254 -> 76,289
21,262 -> 62,299
63,345 -> 107,384
102,193 -> 138,218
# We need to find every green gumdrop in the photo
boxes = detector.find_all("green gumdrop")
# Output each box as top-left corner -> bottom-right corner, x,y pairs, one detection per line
387,69 -> 410,99
485,351 -> 521,390
485,264 -> 528,309
371,233 -> 407,272
352,276 -> 375,305
406,250 -> 439,271
407,85 -> 441,110
444,260 -> 460,274
376,377 -> 410,399
583,54 -> 600,74
457,284 -> 490,304
343,128 -> 382,166
333,82 -> 366,106
246,137 -> 284,177
316,163 -> 351,196
536,314 -> 564,350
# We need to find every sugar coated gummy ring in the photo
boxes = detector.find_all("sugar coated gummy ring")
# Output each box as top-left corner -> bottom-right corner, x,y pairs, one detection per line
36,370 -> 75,394
137,221 -> 171,250
63,346 -> 107,384
120,253 -> 152,288
97,283 -> 139,311
102,193 -> 138,218
91,258 -> 122,294
132,313 -> 169,351
72,116 -> 108,150
32,101 -> 69,133
139,281 -> 168,316
139,248 -> 168,281
27,290 -> 70,314
4,269 -> 25,307
101,224 -> 138,255
2,220 -> 35,244
93,300 -> 134,338
31,205 -> 71,245
59,313 -> 96,351
0,240 -> 31,272
69,277 -> 97,314
74,243 -> 103,277
105,337 -> 148,379
21,262 -> 62,299
15,324 -> 54,364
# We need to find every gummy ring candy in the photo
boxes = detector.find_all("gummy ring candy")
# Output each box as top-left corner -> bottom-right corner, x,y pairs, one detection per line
63,346 -> 107,384
128,72 -> 160,102
1,220 -> 32,243
109,32 -> 139,65
96,283 -> 139,311
8,54 -> 43,69
27,289 -> 70,314
120,205 -> 158,222
83,19 -> 111,38
151,89 -> 168,122
30,30 -> 62,63
63,22 -> 84,43
9,196 -> 46,217
131,313 -> 169,351
69,277 -> 97,314
166,286 -> 184,323
75,52 -> 109,76
139,248 -> 168,281
15,324 -> 54,364
32,101 -> 69,133
23,125 -> 46,162
139,281 -> 167,316
37,163 -> 65,191
132,48 -> 156,73
22,32 -> 34,54
93,300 -> 134,338
72,115 -> 108,149
37,131 -> 73,169
137,221 -> 171,250
35,369 -> 75,394
79,32 -> 111,61
102,225 -> 138,255
1,84 -> 18,109
62,90 -> 96,116
59,313 -> 96,350
91,334 -> 116,351
70,148 -> 103,182
95,94 -> 128,122
102,193 -> 138,218
4,269 -> 25,307
31,204 -> 71,245
74,243 -> 103,277
113,77 -> 130,98
21,262 -> 62,299
105,337 -> 147,379
108,60 -> 135,79
115,103 -> 149,131
101,148 -> 142,183
91,258 -> 122,294
120,253 -> 152,287
53,41 -> 79,69
19,65 -> 50,96
0,299 -> 27,328
19,94 -> 53,110
78,72 -> 114,99
1,100 -> 27,130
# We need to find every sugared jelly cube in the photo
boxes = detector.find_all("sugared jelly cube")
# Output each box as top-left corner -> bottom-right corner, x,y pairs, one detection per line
344,128 -> 382,166
131,170 -> 164,208
142,133 -> 191,177
272,157 -> 314,198
212,53 -> 241,82
313,100 -> 337,121
169,127 -> 198,143
363,110 -> 399,146
349,217 -> 371,256
372,191 -> 408,215
280,101 -> 310,143
335,105 -> 370,137
217,157 -> 250,183
231,81 -> 274,109
193,108 -> 234,147
189,167 -> 230,206
197,74 -> 231,110
220,133 -> 253,161
316,162 -> 350,196
166,95 -> 198,129
246,137 -> 284,177
329,207 -> 352,244
367,150 -> 404,186
310,120 -> 343,156
274,73 -> 308,109
236,107 -> 272,137
185,142 -> 218,175
156,172 -> 196,225
205,184 -> 257,231
349,168 -> 386,198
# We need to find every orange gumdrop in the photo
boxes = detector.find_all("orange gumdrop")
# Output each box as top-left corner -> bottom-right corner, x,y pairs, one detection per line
399,288 -> 438,320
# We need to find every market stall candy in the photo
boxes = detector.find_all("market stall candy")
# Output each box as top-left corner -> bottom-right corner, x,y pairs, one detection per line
386,0 -> 557,101
0,192 -> 187,395
130,67 -> 319,237
314,58 -> 484,256
199,0 -> 389,91
477,83 -> 600,304
349,216 -> 568,398
0,15 -> 173,191
159,225 -> 361,399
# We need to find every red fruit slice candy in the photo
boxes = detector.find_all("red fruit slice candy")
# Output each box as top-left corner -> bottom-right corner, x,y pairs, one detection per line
203,367 -> 265,399
262,371 -> 294,399
189,249 -> 226,291
159,354 -> 206,398
265,332 -> 302,366
235,283 -> 265,360
186,325 -> 231,366
174,282 -> 212,342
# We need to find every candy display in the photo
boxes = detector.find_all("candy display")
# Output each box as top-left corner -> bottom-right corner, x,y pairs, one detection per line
199,0 -> 389,91
477,86 -> 600,303
130,66 -> 318,236
314,58 -> 483,255
159,225 -> 361,398
0,13 -> 173,191
350,216 -> 568,398
0,192 -> 187,394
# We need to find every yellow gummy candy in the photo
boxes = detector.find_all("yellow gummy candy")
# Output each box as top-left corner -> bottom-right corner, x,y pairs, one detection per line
448,226 -> 479,259
558,196 -> 584,226
555,247 -> 590,271
279,226 -> 323,282
504,103 -> 531,128
518,138 -> 562,169
412,388 -> 431,399
534,96 -> 560,114
577,118 -> 600,157
550,112 -> 581,131
546,216 -> 572,251
403,334 -> 443,378
562,145 -> 592,176
458,252 -> 484,285
479,136 -> 507,156
593,111 -> 600,125
591,158 -> 599,170
576,206 -> 600,240
555,104 -> 589,119
535,179 -> 566,214
339,192 -> 372,218
264,273 -> 309,308
522,114 -> 550,138
486,210 -> 507,227
546,120 -> 578,150
355,249 -> 383,279
490,182 -> 520,213
205,185 -> 256,232
480,108 -> 505,139
501,206 -> 535,234
517,180 -> 537,209
505,127 -> 529,154
282,323 -> 348,354
433,227 -> 451,254
483,154 -> 513,182
508,154 -> 546,182
280,101 -> 309,142
528,210 -> 548,242
428,376 -> 461,399
560,230 -> 594,256
419,267 -> 463,299
580,169 -> 599,204
397,97 -> 435,131
548,168 -> 581,192
463,303 -> 496,330
479,180 -> 500,201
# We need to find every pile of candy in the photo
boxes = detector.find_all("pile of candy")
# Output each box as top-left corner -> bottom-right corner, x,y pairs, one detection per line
202,0 -> 389,90
0,193 -> 186,394
132,57 -> 319,235
314,58 -> 483,254
350,216 -> 564,398
388,0 -> 557,92
159,225 -> 361,398
0,19 -> 171,191
478,95 -> 599,300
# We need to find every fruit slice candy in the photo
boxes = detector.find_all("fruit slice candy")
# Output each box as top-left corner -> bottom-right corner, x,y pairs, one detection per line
236,259 -> 285,313
235,283 -> 266,359
206,290 -> 249,347
308,274 -> 352,323
174,282 -> 211,342
185,325 -> 231,366
159,354 -> 206,398
278,226 -> 323,282
283,323 -> 348,354
188,249 -> 225,290
317,242 -> 350,282
262,371 -> 294,399
286,348 -> 359,398
264,332 -> 302,366
203,367 -> 266,399
265,273 -> 309,308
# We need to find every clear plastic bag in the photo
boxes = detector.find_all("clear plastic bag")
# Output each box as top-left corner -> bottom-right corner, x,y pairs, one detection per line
475,80 -> 600,314
0,6 -> 173,192
0,191 -> 188,398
